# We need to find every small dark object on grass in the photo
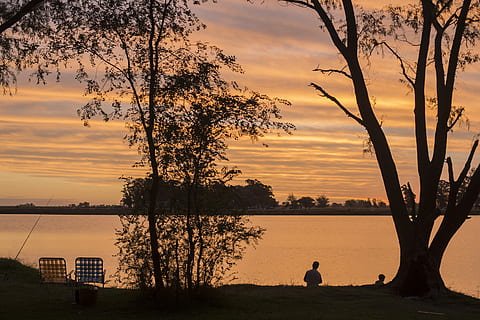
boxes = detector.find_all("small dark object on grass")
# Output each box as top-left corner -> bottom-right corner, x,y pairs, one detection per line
75,286 -> 98,306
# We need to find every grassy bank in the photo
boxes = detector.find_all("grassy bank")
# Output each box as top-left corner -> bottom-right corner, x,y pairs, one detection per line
1,258 -> 479,319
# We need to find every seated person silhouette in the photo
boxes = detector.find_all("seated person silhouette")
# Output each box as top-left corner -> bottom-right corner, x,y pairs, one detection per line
304,261 -> 322,287
375,273 -> 386,287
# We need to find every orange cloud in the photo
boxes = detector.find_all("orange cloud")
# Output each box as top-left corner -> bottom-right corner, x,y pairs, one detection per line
2,0 -> 480,205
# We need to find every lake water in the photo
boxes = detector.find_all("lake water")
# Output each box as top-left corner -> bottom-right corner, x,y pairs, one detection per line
1,214 -> 479,297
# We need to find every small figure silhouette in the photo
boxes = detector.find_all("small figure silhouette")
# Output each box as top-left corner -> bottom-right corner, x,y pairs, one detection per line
375,273 -> 386,287
304,261 -> 323,287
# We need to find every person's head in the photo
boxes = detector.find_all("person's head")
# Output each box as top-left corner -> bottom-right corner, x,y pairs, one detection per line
312,261 -> 319,269
378,274 -> 385,281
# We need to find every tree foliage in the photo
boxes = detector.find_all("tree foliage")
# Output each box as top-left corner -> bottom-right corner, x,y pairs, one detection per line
44,0 -> 293,294
1,0 -> 292,294
280,0 -> 480,296
120,177 -> 278,212
114,213 -> 264,291
315,195 -> 329,207
0,0 -> 80,93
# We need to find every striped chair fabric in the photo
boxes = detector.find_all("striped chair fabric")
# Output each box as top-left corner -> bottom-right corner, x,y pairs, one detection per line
75,257 -> 105,287
39,257 -> 69,284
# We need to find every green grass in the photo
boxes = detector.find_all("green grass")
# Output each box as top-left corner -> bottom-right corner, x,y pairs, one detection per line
1,257 -> 479,319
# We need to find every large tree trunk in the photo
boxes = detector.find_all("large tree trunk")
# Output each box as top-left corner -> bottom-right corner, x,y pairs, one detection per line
395,253 -> 446,297
287,0 -> 480,297
391,231 -> 447,296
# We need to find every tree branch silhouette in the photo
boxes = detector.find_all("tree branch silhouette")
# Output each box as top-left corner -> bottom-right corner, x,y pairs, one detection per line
310,82 -> 365,127
0,0 -> 45,33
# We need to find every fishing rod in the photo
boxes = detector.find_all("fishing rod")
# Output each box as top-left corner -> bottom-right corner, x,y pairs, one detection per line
14,215 -> 41,260
14,197 -> 53,260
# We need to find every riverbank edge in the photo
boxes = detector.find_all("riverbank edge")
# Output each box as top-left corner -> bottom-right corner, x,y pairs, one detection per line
2,206 -> 480,216
1,258 -> 480,320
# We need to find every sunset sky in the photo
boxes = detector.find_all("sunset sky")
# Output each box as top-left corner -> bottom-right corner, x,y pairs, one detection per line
2,0 -> 480,206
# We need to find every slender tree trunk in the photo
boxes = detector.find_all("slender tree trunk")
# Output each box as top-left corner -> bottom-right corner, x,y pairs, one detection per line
185,184 -> 195,295
145,0 -> 167,293
147,156 -> 164,290
195,215 -> 204,289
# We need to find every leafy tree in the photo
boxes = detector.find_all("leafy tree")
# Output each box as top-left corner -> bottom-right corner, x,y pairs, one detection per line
344,199 -> 372,208
0,0 -> 47,93
343,200 -> 356,208
115,214 -> 264,293
0,0 -> 46,33
281,0 -> 480,296
436,180 -> 450,210
0,1 -> 87,93
285,193 -> 299,208
436,168 -> 480,210
116,178 -> 265,294
315,194 -> 329,207
297,196 -> 315,208
121,177 -> 279,212
233,179 -> 278,209
371,198 -> 388,208
50,0 -> 292,293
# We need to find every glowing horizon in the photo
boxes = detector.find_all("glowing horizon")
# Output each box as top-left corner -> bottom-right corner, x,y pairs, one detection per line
1,0 -> 480,206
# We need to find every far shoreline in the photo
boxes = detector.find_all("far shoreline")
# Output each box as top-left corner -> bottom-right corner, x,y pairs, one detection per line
0,206 -> 479,216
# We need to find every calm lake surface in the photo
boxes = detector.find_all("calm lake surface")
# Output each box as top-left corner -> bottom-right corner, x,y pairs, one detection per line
1,214 -> 479,297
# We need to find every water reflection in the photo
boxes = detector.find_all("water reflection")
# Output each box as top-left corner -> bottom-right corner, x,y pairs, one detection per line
0,214 -> 478,297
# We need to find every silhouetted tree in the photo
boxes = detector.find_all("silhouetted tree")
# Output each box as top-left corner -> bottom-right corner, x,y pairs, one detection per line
436,180 -> 450,210
298,196 -> 315,208
344,199 -> 372,208
285,193 -> 299,208
117,177 -> 265,293
281,0 -> 480,296
233,179 -> 278,209
1,1 -> 101,93
401,183 -> 417,219
69,0 -> 205,292
121,177 -> 279,212
315,195 -> 329,207
0,0 -> 46,33
0,0 -> 51,93
56,0 -> 292,294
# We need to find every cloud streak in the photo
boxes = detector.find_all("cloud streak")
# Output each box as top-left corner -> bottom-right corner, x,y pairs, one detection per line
1,0 -> 480,205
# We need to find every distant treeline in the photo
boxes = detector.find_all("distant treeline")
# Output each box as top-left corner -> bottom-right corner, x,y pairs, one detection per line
281,194 -> 387,209
9,179 -> 389,213
12,177 -> 480,213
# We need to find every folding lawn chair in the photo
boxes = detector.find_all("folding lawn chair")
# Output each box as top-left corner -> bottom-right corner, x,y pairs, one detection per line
74,257 -> 106,287
38,257 -> 71,284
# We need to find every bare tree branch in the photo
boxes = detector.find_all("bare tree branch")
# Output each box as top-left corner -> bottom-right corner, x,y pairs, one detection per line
278,0 -> 315,10
377,41 -> 415,87
446,140 -> 478,211
310,0 -> 349,56
313,66 -> 352,79
310,82 -> 365,127
456,139 -> 478,186
457,164 -> 480,211
446,157 -> 455,184
446,0 -> 471,93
